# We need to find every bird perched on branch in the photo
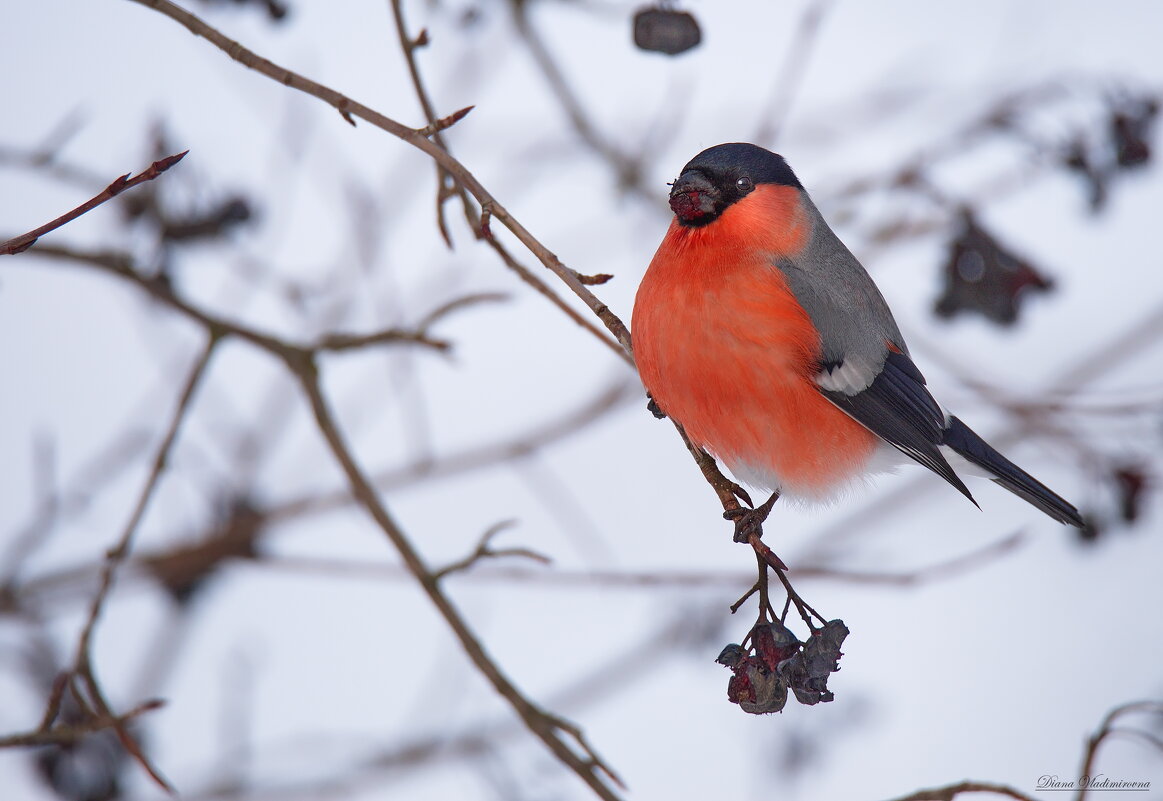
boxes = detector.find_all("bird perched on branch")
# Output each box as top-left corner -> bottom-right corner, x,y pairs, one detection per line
632,142 -> 1082,527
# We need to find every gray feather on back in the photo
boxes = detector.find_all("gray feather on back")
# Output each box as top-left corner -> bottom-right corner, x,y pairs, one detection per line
771,197 -> 907,395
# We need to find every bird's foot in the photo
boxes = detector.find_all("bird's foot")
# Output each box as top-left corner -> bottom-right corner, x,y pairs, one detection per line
724,491 -> 780,543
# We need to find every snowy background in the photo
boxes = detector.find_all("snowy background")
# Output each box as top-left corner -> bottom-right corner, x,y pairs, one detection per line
2,1 -> 1162,799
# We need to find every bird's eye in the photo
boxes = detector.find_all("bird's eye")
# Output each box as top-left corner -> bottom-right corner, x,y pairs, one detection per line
735,176 -> 754,193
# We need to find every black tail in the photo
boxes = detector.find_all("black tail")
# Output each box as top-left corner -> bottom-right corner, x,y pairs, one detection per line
943,416 -> 1084,527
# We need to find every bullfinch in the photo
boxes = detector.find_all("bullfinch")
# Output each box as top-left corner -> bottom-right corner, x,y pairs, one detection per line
632,142 -> 1083,527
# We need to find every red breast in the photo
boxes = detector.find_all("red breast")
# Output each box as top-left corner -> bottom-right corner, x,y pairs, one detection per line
632,185 -> 881,496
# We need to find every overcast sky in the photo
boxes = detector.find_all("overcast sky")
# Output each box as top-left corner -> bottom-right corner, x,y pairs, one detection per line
2,2 -> 1162,800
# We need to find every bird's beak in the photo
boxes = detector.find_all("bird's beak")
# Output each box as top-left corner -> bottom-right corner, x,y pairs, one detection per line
669,170 -> 719,222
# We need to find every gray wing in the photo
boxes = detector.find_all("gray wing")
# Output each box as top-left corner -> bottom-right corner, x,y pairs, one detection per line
773,197 -> 906,379
774,197 -> 975,503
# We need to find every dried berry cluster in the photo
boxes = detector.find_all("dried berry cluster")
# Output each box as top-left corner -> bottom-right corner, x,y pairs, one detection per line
717,619 -> 849,715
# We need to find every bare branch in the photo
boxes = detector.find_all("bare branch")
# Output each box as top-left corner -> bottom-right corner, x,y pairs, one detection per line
1076,700 -> 1163,801
127,0 -> 633,359
510,0 -> 650,198
289,351 -> 626,801
18,220 -> 626,799
415,104 -> 475,138
388,0 -> 478,246
754,0 -> 835,146
0,150 -> 187,255
314,327 -> 451,353
0,698 -> 165,750
879,780 -> 1038,801
434,520 -> 553,580
60,335 -> 219,792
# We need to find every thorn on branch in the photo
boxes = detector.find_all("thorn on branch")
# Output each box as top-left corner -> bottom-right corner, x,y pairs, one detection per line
416,105 -> 475,138
1,150 -> 188,256
572,268 -> 614,286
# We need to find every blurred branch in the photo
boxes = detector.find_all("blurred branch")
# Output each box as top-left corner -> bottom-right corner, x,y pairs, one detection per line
169,608 -> 716,801
804,297 -> 1163,557
27,243 -> 470,357
881,781 -> 1036,801
313,327 -> 451,353
316,291 -> 508,352
0,428 -> 152,593
0,697 -> 164,750
0,111 -> 107,188
290,338 -> 626,800
71,335 -> 217,667
277,376 -> 633,517
386,0 -> 625,354
2,337 -> 219,789
260,530 -> 1028,589
754,0 -> 834,146
13,378 -> 635,610
121,6 -> 775,638
126,0 -> 632,360
16,234 -> 627,798
387,0 -> 479,247
509,0 -> 651,198
883,699 -> 1163,801
0,150 -> 187,255
12,523 -> 1029,615
59,335 -> 219,793
432,520 -> 552,580
1076,700 -> 1163,801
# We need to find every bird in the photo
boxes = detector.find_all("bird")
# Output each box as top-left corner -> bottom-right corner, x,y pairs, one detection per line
632,142 -> 1083,527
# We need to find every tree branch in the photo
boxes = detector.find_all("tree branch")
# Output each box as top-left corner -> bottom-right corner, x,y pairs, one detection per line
0,151 -> 187,255
126,0 -> 632,359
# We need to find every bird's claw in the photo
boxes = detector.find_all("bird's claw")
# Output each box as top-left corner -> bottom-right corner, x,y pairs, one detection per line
723,491 -> 780,543
724,507 -> 765,543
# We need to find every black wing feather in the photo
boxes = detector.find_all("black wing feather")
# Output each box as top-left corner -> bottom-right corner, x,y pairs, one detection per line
819,350 -> 977,505
943,416 -> 1084,526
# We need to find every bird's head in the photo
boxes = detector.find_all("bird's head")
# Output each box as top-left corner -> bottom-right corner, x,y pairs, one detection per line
668,143 -> 803,227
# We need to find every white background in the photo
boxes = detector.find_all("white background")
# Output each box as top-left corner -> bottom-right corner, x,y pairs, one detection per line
1,1 -> 1162,799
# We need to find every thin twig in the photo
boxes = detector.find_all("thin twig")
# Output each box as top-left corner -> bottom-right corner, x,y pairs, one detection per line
0,698 -> 165,749
433,520 -> 553,580
314,327 -> 451,352
64,334 -> 219,791
754,0 -> 834,146
18,527 -> 1035,610
22,232 -> 626,799
388,0 -> 479,246
289,353 -> 626,801
123,0 -> 630,359
0,151 -> 187,255
28,243 -> 465,358
509,0 -> 649,198
880,780 -> 1037,801
1075,700 -> 1163,801
803,298 -> 1163,558
393,0 -> 628,357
